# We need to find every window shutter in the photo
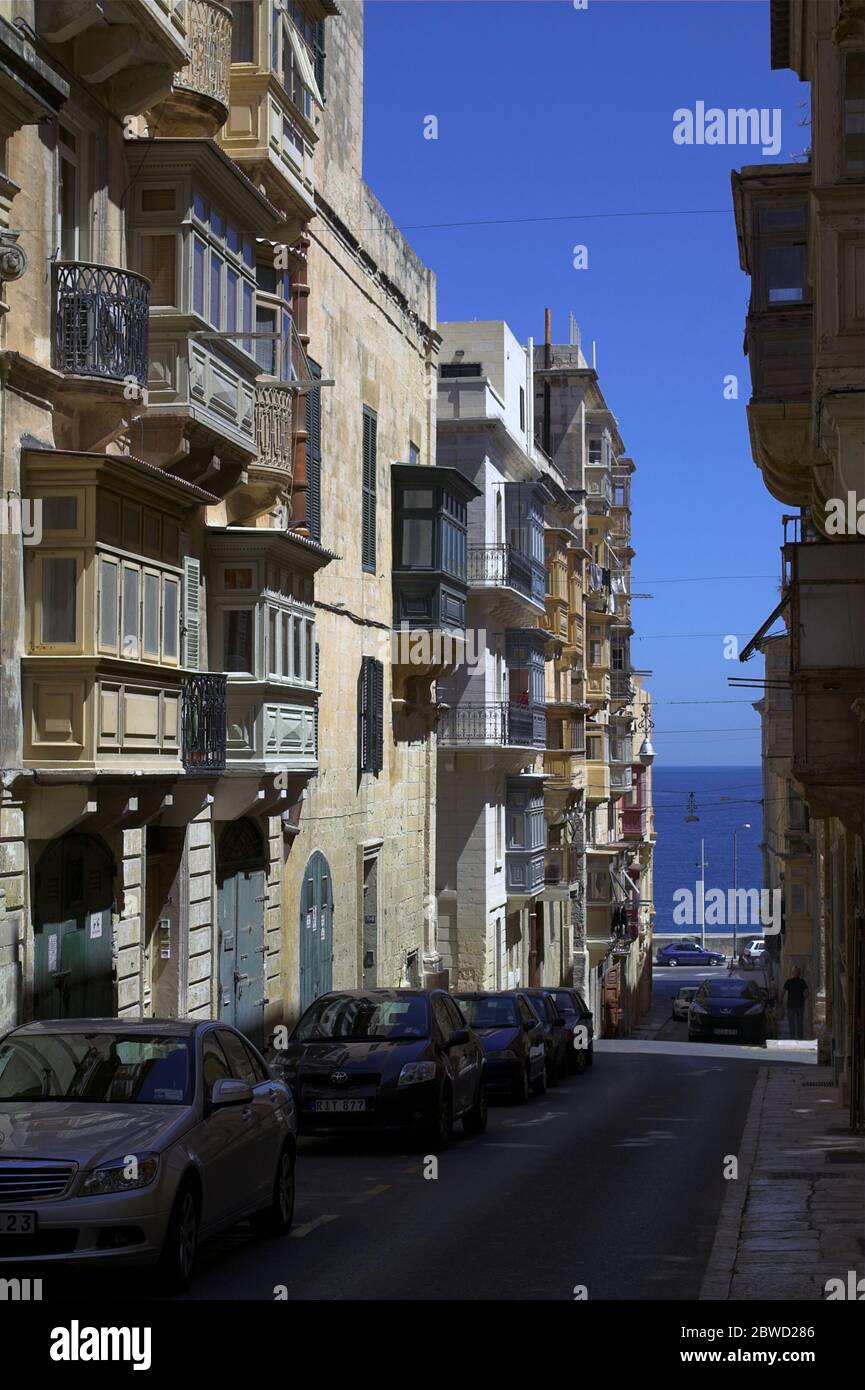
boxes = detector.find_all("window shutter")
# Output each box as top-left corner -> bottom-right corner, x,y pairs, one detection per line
140,234 -> 177,307
358,656 -> 370,773
181,556 -> 201,670
362,406 -> 377,573
371,658 -> 384,773
313,641 -> 320,759
306,359 -> 322,543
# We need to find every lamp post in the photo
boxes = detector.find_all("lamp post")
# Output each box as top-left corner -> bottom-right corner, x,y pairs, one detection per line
636,704 -> 655,766
732,822 -> 751,964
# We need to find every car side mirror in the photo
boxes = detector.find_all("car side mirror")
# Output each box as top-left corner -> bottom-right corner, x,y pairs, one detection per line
445,1028 -> 470,1048
209,1077 -> 253,1108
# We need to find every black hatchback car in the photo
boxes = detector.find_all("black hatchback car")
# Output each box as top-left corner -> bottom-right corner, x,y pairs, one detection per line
272,989 -> 486,1148
453,992 -> 547,1102
688,977 -> 774,1045
544,987 -> 595,1074
510,988 -> 569,1084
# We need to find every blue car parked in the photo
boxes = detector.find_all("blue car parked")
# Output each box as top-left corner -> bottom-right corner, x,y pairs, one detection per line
657,940 -> 725,967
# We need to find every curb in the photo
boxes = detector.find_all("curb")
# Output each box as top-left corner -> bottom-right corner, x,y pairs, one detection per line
699,1064 -> 768,1301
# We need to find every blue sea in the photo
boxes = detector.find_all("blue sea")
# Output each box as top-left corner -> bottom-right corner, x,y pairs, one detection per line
651,766 -> 764,937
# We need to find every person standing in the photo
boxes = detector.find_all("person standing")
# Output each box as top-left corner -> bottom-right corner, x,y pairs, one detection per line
783,966 -> 809,1040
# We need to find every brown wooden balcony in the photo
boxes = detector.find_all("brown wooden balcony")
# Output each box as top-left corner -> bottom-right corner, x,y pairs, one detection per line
147,0 -> 232,135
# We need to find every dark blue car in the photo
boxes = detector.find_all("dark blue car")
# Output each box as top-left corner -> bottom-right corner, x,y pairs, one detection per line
657,940 -> 725,967
453,992 -> 547,1102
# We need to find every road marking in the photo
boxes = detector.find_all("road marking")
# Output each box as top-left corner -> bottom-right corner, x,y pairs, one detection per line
289,1214 -> 339,1239
483,1141 -> 545,1149
401,1165 -> 419,1175
348,1184 -> 391,1204
500,1110 -> 566,1128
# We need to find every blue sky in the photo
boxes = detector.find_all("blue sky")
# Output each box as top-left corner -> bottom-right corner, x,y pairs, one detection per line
361,0 -> 808,766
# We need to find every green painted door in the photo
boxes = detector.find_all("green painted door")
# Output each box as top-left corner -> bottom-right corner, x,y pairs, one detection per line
33,834 -> 115,1019
299,851 -> 333,1013
217,820 -> 267,1048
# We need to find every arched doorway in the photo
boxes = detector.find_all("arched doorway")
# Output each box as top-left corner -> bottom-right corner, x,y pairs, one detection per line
217,818 -> 266,1047
299,851 -> 333,1013
33,833 -> 115,1019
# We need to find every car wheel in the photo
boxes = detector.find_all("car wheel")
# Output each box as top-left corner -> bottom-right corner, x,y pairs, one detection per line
572,1044 -> 589,1075
425,1089 -> 453,1151
159,1179 -> 199,1294
668,959 -> 678,967
531,1063 -> 547,1095
251,1143 -> 296,1237
513,1065 -> 531,1105
463,1081 -> 488,1135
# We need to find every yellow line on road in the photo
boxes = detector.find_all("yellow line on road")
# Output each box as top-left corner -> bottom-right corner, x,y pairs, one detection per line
348,1184 -> 391,1204
289,1214 -> 340,1238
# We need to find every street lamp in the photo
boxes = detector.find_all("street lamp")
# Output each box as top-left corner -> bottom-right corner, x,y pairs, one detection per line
636,704 -> 655,766
732,822 -> 752,963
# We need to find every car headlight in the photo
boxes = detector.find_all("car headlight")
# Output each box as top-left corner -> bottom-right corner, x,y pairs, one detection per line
80,1153 -> 160,1197
397,1061 -> 437,1088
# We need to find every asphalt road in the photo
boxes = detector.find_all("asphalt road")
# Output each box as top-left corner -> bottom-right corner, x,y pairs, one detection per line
176,1036 -> 760,1301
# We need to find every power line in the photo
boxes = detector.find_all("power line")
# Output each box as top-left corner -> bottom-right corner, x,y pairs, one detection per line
632,575 -> 776,584
654,727 -> 759,734
390,207 -> 729,233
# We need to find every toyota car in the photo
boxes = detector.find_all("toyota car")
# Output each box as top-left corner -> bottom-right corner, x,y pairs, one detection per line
273,989 -> 487,1149
0,1019 -> 296,1290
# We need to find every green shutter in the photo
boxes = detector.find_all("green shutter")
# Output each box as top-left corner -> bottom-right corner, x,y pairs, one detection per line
181,556 -> 201,670
306,359 -> 322,543
371,658 -> 384,773
358,656 -> 370,772
362,406 -> 377,573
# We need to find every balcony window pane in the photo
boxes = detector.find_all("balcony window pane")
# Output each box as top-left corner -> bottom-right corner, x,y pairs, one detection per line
231,0 -> 254,60
43,496 -> 77,531
766,244 -> 806,303
210,252 -> 224,329
226,267 -> 238,334
143,572 -> 159,658
141,234 -> 176,307
402,489 -> 433,510
42,557 -> 77,643
163,577 -> 179,661
193,191 -> 208,223
228,224 -> 241,256
98,557 -> 118,650
845,50 -> 865,172
122,567 -> 140,659
271,3 -> 280,71
282,611 -> 290,677
211,207 -> 226,241
256,306 -> 277,374
269,607 -> 279,676
293,612 -> 302,678
256,261 -> 278,294
193,236 -> 206,316
402,517 -> 433,568
305,621 -> 313,683
224,609 -> 254,673
242,281 -> 254,354
281,312 -> 291,381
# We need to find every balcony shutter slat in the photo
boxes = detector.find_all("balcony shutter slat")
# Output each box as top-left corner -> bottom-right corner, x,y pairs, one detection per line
371,657 -> 384,773
306,359 -> 322,542
358,655 -> 370,772
362,406 -> 377,572
182,556 -> 201,670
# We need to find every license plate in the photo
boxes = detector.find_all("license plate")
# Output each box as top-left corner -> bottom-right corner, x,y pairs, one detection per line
0,1211 -> 38,1234
715,1028 -> 738,1036
313,1099 -> 366,1113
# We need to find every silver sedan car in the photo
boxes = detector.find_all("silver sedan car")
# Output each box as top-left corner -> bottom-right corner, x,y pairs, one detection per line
0,1018 -> 296,1290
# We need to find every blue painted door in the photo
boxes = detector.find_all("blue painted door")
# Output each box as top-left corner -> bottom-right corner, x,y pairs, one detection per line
33,834 -> 115,1019
217,819 -> 266,1048
299,851 -> 333,1013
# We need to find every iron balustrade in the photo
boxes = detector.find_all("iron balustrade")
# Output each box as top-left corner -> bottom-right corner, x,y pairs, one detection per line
54,262 -> 150,384
438,700 -> 546,747
256,382 -> 293,474
466,543 -> 535,598
175,0 -> 233,108
182,673 -> 227,772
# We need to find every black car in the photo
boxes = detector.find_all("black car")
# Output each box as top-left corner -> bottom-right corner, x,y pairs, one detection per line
272,989 -> 486,1148
688,977 -> 774,1045
545,987 -> 595,1074
511,988 -> 569,1084
454,991 -> 547,1102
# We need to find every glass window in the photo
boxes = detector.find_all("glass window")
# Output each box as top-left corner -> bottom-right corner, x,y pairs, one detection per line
209,251 -> 224,328
143,571 -> 160,658
42,496 -> 77,531
268,606 -> 279,675
193,190 -> 208,223
305,621 -> 314,684
282,612 -> 290,677
121,566 -> 140,659
224,609 -> 254,673
402,489 -> 433,509
293,613 -> 302,678
224,567 -> 253,590
402,517 -> 433,567
192,236 -> 206,316
256,305 -> 277,374
242,280 -> 254,354
163,577 -> 179,662
844,50 -> 865,172
201,1031 -> 232,1100
211,207 -> 225,241
766,244 -> 806,303
217,1028 -> 259,1085
42,557 -> 77,644
123,504 -> 141,551
226,267 -> 238,334
98,556 -> 118,651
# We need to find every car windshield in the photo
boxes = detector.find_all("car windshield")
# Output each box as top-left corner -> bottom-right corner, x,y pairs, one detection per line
456,997 -> 519,1028
700,980 -> 763,1000
0,1032 -> 193,1105
294,994 -> 430,1041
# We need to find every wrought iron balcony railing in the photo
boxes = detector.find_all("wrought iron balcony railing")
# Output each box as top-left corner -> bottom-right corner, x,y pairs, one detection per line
610,671 -> 634,702
54,262 -> 150,385
255,382 -> 293,475
467,543 -> 532,596
182,672 -> 227,773
438,700 -> 546,748
175,0 -> 232,111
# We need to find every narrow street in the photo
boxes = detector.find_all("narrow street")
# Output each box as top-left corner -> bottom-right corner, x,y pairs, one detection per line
183,1036 -> 759,1302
